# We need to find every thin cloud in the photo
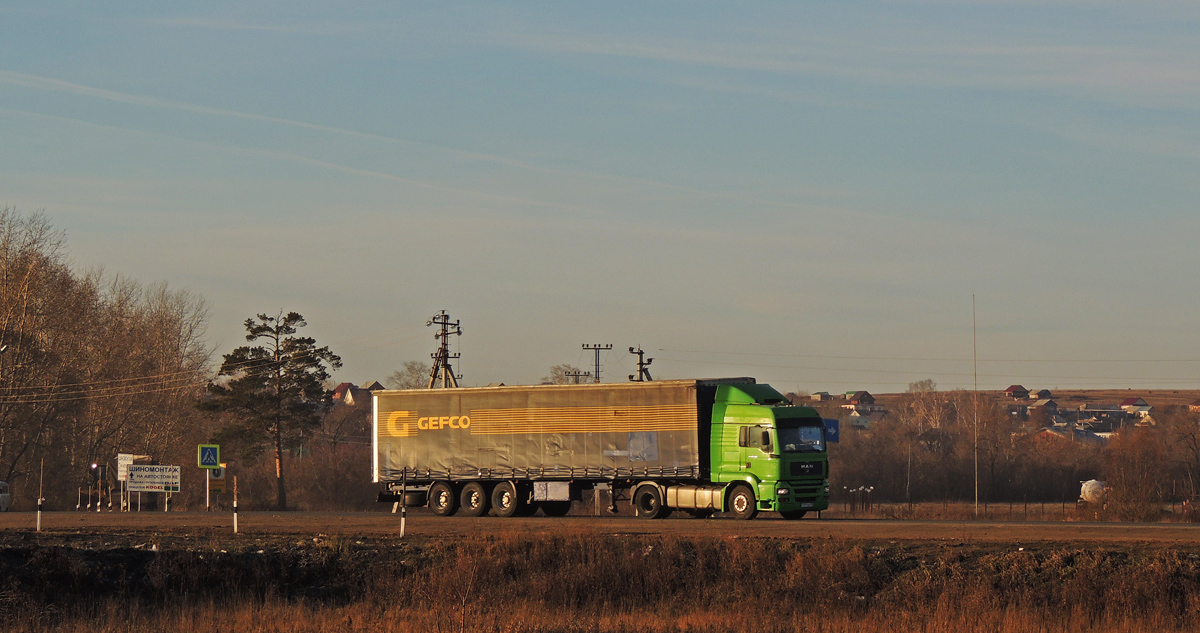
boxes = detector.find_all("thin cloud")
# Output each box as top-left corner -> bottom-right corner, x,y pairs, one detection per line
490,25 -> 1200,108
142,16 -> 369,36
0,69 -> 847,214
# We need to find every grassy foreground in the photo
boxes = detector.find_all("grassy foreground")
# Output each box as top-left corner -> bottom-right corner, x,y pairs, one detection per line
3,530 -> 1199,632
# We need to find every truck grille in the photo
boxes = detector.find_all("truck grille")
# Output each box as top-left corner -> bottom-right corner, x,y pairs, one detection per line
789,462 -> 822,477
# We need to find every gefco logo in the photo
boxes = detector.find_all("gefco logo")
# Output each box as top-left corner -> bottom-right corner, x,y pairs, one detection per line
383,410 -> 470,438
417,415 -> 471,430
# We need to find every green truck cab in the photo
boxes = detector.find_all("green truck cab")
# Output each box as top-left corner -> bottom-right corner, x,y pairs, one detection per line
709,384 -> 829,519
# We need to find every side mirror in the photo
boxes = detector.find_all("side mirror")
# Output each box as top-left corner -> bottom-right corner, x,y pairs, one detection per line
761,430 -> 771,449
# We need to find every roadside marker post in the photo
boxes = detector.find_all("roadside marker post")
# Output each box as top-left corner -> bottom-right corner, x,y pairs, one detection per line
36,458 -> 43,533
232,476 -> 238,534
399,470 -> 407,539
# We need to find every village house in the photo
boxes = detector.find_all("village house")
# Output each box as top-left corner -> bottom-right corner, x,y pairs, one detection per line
1004,385 -> 1030,400
1120,397 -> 1153,417
332,382 -> 381,407
841,390 -> 884,413
1028,426 -> 1107,448
1028,399 -> 1059,416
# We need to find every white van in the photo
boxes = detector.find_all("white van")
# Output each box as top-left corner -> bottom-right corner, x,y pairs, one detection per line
0,481 -> 9,511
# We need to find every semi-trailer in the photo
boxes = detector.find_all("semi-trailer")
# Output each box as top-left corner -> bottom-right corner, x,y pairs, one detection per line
373,378 -> 829,519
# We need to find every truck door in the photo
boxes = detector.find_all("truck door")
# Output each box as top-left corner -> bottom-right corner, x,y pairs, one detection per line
741,425 -> 774,482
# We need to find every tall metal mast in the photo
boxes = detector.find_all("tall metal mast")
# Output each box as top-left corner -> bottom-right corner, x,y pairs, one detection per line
628,346 -> 653,382
581,344 -> 612,383
426,310 -> 462,388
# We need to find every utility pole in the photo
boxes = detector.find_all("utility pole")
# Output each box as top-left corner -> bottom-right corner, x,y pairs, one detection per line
628,346 -> 653,382
564,370 -> 592,384
581,344 -> 612,384
426,310 -> 463,388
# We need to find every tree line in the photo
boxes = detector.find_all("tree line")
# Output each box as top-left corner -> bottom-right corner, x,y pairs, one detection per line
826,382 -> 1200,521
0,208 -> 209,507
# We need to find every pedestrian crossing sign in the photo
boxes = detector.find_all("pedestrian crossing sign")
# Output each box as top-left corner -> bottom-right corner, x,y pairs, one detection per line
198,444 -> 220,469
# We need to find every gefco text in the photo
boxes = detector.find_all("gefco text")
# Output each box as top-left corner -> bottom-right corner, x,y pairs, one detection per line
417,415 -> 471,430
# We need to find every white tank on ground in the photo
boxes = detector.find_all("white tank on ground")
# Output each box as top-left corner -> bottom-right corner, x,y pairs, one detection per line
1079,479 -> 1107,505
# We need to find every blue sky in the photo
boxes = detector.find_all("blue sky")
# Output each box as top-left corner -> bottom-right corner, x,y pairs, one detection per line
2,2 -> 1199,392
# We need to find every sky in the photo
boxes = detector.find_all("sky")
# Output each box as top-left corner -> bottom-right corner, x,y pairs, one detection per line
2,1 -> 1199,393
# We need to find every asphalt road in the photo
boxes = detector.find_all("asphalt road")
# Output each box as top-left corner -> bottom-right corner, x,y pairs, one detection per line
4,510 -> 1200,545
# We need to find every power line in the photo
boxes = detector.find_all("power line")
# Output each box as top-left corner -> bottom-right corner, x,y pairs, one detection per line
657,348 -> 1200,363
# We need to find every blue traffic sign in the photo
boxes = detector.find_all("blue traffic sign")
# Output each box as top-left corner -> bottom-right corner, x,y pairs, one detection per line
198,444 -> 220,468
823,419 -> 840,444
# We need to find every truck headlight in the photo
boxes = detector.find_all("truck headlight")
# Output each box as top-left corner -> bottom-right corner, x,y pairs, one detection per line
776,488 -> 790,496
824,486 -> 831,494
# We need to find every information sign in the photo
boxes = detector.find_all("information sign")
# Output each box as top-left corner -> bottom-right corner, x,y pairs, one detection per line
209,463 -> 227,494
198,444 -> 220,469
128,465 -> 181,492
117,453 -> 134,481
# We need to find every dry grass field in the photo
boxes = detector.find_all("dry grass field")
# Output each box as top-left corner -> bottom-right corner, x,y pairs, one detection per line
3,512 -> 1200,632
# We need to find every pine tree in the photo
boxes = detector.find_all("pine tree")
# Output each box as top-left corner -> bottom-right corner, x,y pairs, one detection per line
201,311 -> 341,510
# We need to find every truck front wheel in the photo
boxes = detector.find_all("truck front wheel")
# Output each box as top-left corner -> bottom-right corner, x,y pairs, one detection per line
728,485 -> 758,520
460,482 -> 490,517
633,486 -> 670,519
429,482 -> 459,516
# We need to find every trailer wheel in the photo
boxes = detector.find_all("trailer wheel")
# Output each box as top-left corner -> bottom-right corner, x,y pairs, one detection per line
460,482 -> 490,517
491,482 -> 521,518
540,501 -> 572,517
429,482 -> 459,516
779,510 -> 807,520
728,485 -> 757,520
633,485 -> 669,519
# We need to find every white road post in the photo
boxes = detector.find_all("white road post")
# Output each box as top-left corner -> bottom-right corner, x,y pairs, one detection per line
37,458 -> 44,532
233,476 -> 238,534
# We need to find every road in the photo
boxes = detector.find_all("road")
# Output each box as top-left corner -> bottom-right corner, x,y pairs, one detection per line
4,510 -> 1200,545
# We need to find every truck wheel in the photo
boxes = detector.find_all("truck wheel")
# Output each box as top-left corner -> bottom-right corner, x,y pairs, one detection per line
429,482 -> 459,516
491,482 -> 521,518
460,482 -> 490,517
540,501 -> 572,517
633,486 -> 668,519
779,510 -> 807,520
728,485 -> 758,520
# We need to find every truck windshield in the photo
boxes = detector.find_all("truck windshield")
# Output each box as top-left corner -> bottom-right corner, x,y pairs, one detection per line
776,421 -> 825,453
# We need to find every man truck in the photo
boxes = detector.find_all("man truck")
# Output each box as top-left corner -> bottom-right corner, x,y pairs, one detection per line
373,378 -> 829,519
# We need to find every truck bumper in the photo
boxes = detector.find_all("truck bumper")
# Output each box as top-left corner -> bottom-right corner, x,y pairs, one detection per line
762,480 -> 829,513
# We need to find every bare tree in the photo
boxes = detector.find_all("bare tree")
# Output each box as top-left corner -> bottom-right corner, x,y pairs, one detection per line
386,360 -> 431,389
542,364 -> 586,384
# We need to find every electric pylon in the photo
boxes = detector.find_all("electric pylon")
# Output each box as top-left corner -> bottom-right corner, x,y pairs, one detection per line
581,344 -> 612,384
628,346 -> 653,382
426,310 -> 462,388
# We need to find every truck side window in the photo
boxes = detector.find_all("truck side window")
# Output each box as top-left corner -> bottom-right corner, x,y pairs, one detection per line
747,426 -> 768,450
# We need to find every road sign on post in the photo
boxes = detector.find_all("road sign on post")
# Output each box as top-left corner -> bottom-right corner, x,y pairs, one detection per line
116,453 -> 134,481
127,465 -> 181,492
198,444 -> 220,469
210,464 -> 227,494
